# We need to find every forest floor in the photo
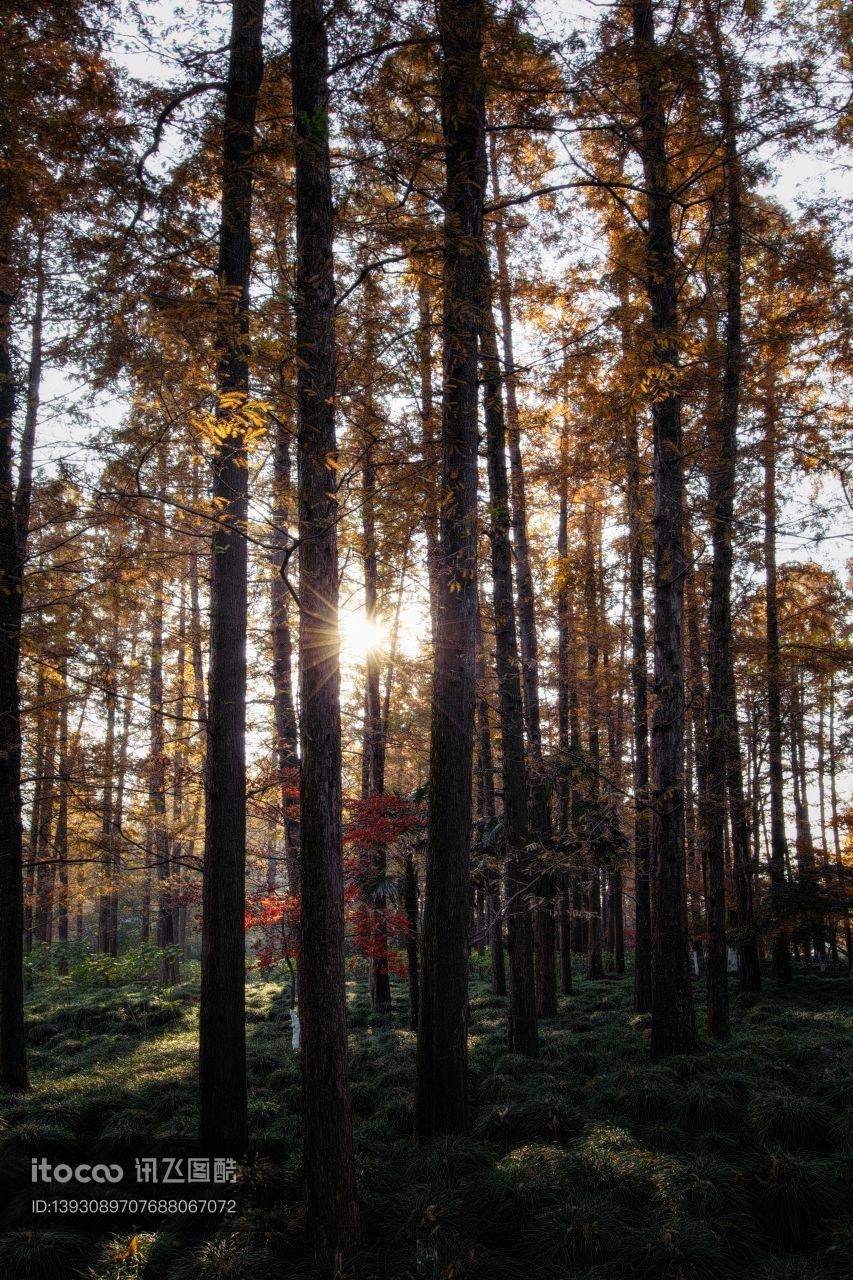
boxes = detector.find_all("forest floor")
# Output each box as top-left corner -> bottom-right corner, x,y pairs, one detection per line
1,963 -> 852,1279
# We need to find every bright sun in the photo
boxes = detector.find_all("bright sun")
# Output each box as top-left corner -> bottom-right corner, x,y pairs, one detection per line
340,613 -> 387,662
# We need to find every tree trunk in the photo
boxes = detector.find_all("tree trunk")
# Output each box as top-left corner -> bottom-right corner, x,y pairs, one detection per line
417,273 -> 441,646
624,409 -> 653,1010
583,500 -> 604,982
150,574 -> 177,984
476,603 -> 506,997
198,0 -> 264,1154
0,215 -> 34,1087
403,850 -> 420,1028
271,389 -> 301,896
481,277 -> 538,1055
631,0 -> 696,1056
415,0 -> 487,1137
97,622 -> 120,956
171,586 -> 187,960
55,656 -> 69,973
488,131 -> 541,755
763,371 -> 792,981
33,704 -> 58,945
488,130 -> 555,1014
291,0 -> 359,1260
360,393 -> 391,1010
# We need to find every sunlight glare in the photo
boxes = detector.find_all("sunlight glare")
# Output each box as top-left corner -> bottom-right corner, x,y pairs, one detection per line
340,613 -> 387,662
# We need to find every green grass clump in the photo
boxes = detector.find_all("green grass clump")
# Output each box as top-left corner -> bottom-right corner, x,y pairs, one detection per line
610,1063 -> 674,1124
623,1215 -> 733,1280
528,1189 -> 622,1269
0,1229 -> 92,1280
749,1150 -> 841,1250
750,1088 -> 834,1150
474,1089 -> 580,1148
678,1075 -> 748,1133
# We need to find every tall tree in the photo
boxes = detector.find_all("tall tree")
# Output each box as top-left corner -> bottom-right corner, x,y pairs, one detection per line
198,0 -> 265,1153
415,0 -> 487,1136
291,0 -> 359,1262
762,365 -> 792,981
481,280 -> 538,1057
631,0 -> 696,1057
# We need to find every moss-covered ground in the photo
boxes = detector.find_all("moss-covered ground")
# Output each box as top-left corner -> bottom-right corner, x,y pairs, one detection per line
1,964 -> 852,1278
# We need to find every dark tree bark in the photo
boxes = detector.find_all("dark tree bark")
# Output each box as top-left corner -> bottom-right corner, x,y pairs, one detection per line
417,273 -> 441,645
198,0 -> 264,1154
583,501 -> 604,982
476,603 -> 506,997
291,0 -> 359,1261
706,0 -> 761,999
631,0 -> 696,1056
703,0 -> 761,1032
32,701 -> 58,946
488,132 -> 555,1014
556,426 -> 571,838
403,849 -> 420,1029
0,217 -> 37,1086
415,0 -> 487,1136
150,575 -> 177,984
55,656 -> 69,973
188,541 -> 208,725
684,532 -> 710,962
24,668 -> 46,956
601,547 -> 625,976
762,372 -> 792,981
481,282 -> 538,1056
624,409 -> 653,1011
97,622 -> 120,957
488,132 -> 541,755
555,428 -> 573,999
171,587 -> 187,958
827,678 -> 851,972
14,235 -> 44,560
271,398 -> 301,896
360,375 -> 391,1011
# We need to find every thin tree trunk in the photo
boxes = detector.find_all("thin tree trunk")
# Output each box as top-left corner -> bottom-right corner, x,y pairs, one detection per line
33,705 -> 58,945
763,371 -> 792,980
24,666 -> 46,957
360,367 -> 391,1010
828,676 -> 850,970
476,602 -> 506,997
150,574 -> 177,984
583,501 -> 604,982
55,655 -> 69,972
0,218 -> 38,1088
97,622 -> 119,956
198,0 -> 264,1154
488,131 -> 541,755
171,585 -> 187,962
624,408 -> 653,1010
488,130 -> 555,1013
417,273 -> 441,645
481,279 -> 538,1055
403,849 -> 420,1028
415,0 -> 487,1137
632,0 -> 696,1056
291,0 -> 359,1259
271,389 -> 301,896
556,428 -> 573,998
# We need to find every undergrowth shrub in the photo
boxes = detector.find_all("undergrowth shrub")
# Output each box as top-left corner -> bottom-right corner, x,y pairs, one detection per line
749,1150 -> 841,1250
750,1089 -> 834,1151
0,1228 -> 92,1280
